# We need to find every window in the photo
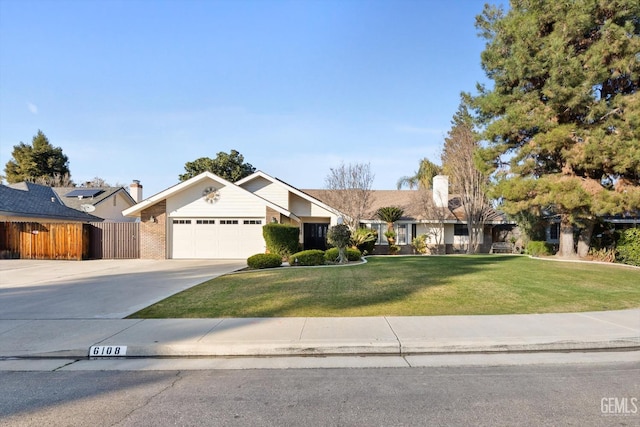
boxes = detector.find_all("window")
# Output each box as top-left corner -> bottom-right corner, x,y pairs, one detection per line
396,224 -> 408,245
243,220 -> 262,225
172,219 -> 191,224
549,223 -> 559,240
369,223 -> 386,244
196,220 -> 215,225
220,220 -> 239,225
454,224 -> 468,236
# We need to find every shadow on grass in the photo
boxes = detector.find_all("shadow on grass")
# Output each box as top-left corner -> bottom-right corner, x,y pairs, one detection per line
130,255 -> 526,318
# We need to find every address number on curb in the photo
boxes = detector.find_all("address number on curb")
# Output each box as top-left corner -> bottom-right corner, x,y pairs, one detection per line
89,346 -> 127,358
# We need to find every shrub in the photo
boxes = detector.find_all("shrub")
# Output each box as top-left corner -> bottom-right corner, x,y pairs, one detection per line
351,228 -> 378,255
324,247 -> 362,263
262,223 -> 300,259
412,235 -> 428,254
588,248 -> 615,263
289,249 -> 326,266
247,253 -> 283,269
526,241 -> 552,256
616,228 -> 640,266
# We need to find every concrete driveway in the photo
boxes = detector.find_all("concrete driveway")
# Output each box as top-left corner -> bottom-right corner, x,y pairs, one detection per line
0,259 -> 246,320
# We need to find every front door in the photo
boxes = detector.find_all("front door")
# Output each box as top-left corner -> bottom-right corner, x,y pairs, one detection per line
303,223 -> 329,250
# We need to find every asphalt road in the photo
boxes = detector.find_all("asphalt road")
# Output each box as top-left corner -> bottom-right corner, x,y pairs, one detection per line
1,361 -> 638,426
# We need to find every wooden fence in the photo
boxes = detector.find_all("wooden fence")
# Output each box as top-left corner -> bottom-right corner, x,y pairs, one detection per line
0,222 -> 89,260
88,222 -> 139,259
0,221 -> 140,260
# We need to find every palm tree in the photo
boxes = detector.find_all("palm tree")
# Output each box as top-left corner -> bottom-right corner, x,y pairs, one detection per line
397,158 -> 442,189
376,206 -> 404,246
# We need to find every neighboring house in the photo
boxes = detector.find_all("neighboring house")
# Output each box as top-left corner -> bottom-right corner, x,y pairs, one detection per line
123,171 -> 511,260
305,175 -> 511,254
53,183 -> 139,222
544,213 -> 639,247
0,182 -> 102,223
122,171 -> 340,259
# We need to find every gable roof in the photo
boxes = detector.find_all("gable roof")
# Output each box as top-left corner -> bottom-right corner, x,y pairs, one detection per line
52,186 -> 136,211
122,171 -> 296,220
0,182 -> 103,222
237,170 -> 343,217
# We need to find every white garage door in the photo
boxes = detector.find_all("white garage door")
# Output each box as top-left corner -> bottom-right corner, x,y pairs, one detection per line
171,218 -> 265,259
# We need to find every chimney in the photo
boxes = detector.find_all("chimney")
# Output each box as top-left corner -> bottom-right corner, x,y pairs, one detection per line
433,175 -> 449,208
130,180 -> 143,203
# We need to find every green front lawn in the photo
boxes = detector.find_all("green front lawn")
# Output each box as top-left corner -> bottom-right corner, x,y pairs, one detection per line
129,256 -> 640,318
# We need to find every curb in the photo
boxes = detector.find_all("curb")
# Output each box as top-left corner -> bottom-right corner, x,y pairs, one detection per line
12,338 -> 640,360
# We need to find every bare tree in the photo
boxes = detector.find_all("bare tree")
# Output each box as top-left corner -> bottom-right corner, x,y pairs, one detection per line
31,173 -> 74,187
416,187 -> 448,254
442,102 -> 491,254
321,162 -> 375,231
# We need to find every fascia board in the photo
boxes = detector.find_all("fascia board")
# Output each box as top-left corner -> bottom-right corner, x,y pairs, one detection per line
123,171 -> 296,220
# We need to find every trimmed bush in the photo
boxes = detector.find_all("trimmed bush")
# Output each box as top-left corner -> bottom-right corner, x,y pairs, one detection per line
262,223 -> 300,259
526,241 -> 552,256
289,249 -> 325,266
247,253 -> 283,269
616,228 -> 640,266
325,247 -> 362,263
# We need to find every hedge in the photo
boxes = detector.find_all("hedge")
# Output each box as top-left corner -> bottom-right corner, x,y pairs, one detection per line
526,241 -> 553,256
247,253 -> 283,269
288,249 -> 326,266
262,223 -> 300,258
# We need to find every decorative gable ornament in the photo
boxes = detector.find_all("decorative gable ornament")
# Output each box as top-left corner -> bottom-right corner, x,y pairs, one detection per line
202,186 -> 219,203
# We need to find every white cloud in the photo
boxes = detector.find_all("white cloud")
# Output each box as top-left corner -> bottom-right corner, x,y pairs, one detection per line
27,102 -> 38,114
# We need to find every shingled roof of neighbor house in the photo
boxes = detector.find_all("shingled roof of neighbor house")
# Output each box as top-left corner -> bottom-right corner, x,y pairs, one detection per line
0,182 -> 102,222
52,186 -> 135,212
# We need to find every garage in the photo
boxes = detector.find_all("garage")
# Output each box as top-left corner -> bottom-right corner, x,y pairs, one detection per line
171,218 -> 265,259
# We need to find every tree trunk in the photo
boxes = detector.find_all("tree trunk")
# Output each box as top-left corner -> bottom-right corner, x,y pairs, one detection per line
577,219 -> 595,258
557,215 -> 577,258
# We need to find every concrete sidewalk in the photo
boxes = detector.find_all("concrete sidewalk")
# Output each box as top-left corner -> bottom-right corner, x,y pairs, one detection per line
1,309 -> 638,359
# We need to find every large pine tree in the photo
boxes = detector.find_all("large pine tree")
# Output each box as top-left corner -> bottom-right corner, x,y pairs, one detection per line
474,0 -> 640,257
4,130 -> 71,184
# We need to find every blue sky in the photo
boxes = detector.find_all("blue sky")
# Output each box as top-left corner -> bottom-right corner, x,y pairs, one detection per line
0,0 -> 503,197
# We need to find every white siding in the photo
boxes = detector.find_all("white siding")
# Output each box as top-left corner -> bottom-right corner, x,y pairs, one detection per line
289,194 -> 336,218
167,183 -> 267,218
415,224 -> 445,245
241,177 -> 289,209
96,192 -> 136,222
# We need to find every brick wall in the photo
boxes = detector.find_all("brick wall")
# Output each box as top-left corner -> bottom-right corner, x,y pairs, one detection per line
140,201 -> 166,259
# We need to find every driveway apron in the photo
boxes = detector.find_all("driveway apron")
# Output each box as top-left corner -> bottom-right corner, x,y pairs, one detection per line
0,259 -> 245,319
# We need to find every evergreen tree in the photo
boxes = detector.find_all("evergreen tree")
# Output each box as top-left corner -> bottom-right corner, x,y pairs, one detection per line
473,0 -> 640,258
179,150 -> 255,182
4,130 -> 71,184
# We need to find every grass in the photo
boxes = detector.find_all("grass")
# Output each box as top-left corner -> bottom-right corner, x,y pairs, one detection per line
128,255 -> 640,318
